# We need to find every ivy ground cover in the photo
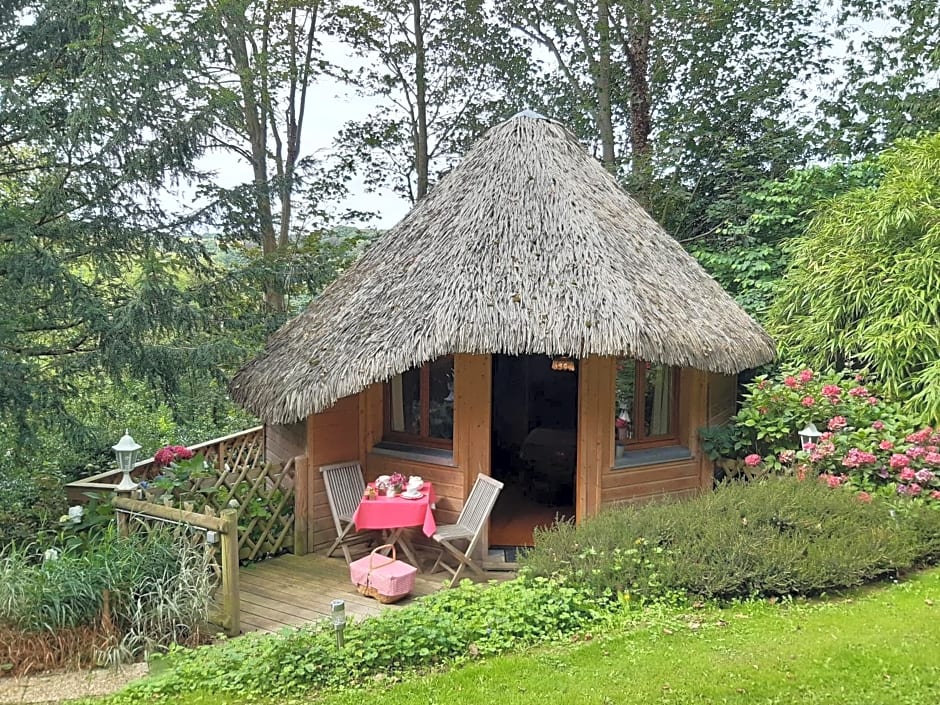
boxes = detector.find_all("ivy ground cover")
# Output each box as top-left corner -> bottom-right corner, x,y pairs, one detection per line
113,568 -> 940,705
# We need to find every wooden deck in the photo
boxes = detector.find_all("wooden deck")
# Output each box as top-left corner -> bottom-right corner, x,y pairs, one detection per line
234,553 -> 510,633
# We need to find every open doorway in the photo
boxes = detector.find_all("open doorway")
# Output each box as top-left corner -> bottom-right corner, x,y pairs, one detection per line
490,354 -> 577,548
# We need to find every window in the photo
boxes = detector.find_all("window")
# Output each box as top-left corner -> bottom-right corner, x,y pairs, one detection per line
385,356 -> 454,448
615,359 -> 678,448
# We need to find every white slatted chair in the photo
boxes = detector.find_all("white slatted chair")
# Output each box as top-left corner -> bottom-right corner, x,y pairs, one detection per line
320,461 -> 369,563
431,474 -> 504,584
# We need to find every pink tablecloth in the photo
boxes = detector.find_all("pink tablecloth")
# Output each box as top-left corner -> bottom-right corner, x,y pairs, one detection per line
352,482 -> 437,537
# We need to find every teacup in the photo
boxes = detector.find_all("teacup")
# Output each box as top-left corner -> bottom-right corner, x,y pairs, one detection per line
407,476 -> 423,490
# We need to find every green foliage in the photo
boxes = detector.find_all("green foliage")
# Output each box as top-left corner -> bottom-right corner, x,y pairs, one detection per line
770,133 -> 940,422
691,160 -> 881,319
0,469 -> 68,549
0,528 -> 213,666
718,368 -> 913,473
314,570 -> 940,705
109,577 -> 603,701
521,477 -> 938,602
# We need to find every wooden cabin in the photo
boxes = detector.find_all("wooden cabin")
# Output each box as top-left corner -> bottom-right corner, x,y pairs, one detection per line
232,112 -> 774,552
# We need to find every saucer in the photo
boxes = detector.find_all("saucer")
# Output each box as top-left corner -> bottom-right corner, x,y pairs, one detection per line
401,491 -> 424,500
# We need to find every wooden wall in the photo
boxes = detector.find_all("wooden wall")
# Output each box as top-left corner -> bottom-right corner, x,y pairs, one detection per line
265,422 -> 306,465
294,355 -> 718,555
597,367 -> 712,509
707,372 -> 738,427
363,354 -> 491,527
303,394 -> 360,553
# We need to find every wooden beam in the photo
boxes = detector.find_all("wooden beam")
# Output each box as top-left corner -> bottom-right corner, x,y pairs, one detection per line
220,508 -> 240,637
112,497 -> 224,532
293,455 -> 309,556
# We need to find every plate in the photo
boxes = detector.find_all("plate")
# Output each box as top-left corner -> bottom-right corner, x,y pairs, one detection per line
401,491 -> 424,500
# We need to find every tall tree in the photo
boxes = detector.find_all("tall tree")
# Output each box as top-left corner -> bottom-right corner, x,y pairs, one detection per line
0,0 -> 218,442
503,0 -> 829,229
769,132 -> 940,422
333,0 -> 532,203
178,0 -> 347,312
818,0 -> 940,158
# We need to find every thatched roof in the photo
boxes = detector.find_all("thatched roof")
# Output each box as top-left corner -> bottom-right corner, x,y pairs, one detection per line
231,112 -> 775,424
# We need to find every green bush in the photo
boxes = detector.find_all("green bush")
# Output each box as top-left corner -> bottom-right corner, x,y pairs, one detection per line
112,577 -> 604,701
521,477 -> 938,602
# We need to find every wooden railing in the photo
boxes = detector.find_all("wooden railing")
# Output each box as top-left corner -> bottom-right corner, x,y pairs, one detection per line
113,497 -> 240,636
66,426 -> 265,503
67,426 -> 299,562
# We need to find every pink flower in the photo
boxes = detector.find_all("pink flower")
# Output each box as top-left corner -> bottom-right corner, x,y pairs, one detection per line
854,373 -> 865,382
848,386 -> 869,397
784,376 -> 799,388
778,450 -> 796,465
757,379 -> 769,389
879,440 -> 894,450
801,396 -> 815,407
889,454 -> 911,469
915,469 -> 935,484
795,464 -> 810,481
823,474 -> 844,488
821,384 -> 842,398
930,491 -> 940,501
744,454 -> 762,467
872,421 -> 885,431
842,448 -> 878,468
758,406 -> 769,415
828,416 -> 847,431
925,452 -> 940,466
906,428 -> 934,445
907,445 -> 927,459
799,369 -> 814,383
909,483 -> 923,496
154,445 -> 193,467
899,468 -> 916,481
867,396 -> 879,406
857,491 -> 872,503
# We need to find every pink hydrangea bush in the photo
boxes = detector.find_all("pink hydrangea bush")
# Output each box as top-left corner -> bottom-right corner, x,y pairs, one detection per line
719,368 -> 939,504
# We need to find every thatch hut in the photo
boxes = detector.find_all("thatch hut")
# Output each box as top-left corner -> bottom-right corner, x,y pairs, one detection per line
231,111 -> 774,550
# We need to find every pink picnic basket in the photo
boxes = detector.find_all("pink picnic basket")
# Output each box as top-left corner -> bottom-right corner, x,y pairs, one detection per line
349,544 -> 417,604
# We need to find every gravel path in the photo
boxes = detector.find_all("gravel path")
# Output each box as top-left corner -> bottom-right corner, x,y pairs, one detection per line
0,663 -> 148,704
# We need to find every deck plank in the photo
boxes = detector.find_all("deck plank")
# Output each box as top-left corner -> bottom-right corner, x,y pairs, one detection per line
231,552 -> 511,634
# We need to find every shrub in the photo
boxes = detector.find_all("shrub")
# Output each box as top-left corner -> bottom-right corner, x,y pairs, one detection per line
111,576 -> 604,701
0,528 -> 214,673
521,477 -> 937,602
708,367 -> 940,504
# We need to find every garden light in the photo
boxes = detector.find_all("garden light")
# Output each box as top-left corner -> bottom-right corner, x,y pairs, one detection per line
798,422 -> 822,450
113,430 -> 142,493
331,599 -> 346,648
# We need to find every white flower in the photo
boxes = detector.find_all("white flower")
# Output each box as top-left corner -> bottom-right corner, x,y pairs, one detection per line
227,498 -> 240,508
67,505 -> 84,524
42,548 -> 60,562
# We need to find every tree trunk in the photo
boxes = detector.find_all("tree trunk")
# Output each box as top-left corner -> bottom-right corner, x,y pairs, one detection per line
412,0 -> 430,200
624,0 -> 652,180
596,0 -> 616,172
220,6 -> 284,312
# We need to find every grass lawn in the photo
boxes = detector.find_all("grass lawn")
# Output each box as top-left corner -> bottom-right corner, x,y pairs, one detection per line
127,569 -> 940,705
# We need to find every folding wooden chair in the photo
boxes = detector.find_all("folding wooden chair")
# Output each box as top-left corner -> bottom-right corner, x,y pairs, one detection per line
320,461 -> 370,563
430,474 -> 504,584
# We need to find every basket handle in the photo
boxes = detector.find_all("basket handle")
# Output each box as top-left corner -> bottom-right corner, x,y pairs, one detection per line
368,544 -> 397,572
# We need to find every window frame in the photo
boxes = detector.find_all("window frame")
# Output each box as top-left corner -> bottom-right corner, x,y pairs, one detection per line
383,357 -> 454,449
616,360 -> 680,450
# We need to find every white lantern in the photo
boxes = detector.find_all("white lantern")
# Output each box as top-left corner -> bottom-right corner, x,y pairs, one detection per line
112,430 -> 141,492
798,422 -> 822,450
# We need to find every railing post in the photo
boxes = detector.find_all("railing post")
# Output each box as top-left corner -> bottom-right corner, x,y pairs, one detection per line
293,455 -> 308,556
220,508 -> 240,637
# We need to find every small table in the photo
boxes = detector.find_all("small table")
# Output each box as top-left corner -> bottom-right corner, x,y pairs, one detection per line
352,483 -> 437,570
